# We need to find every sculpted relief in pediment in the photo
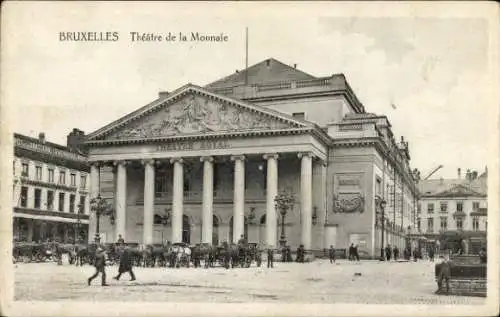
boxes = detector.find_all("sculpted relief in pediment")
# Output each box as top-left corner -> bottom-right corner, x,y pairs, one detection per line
109,94 -> 292,139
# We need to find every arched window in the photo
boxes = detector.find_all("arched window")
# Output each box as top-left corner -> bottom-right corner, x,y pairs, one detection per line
212,215 -> 219,246
260,214 -> 266,225
182,215 -> 190,244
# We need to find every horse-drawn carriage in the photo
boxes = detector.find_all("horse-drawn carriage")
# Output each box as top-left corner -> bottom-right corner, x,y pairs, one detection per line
13,241 -> 60,263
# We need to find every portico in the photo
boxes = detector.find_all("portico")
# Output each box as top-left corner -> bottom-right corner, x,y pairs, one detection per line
85,84 -> 329,250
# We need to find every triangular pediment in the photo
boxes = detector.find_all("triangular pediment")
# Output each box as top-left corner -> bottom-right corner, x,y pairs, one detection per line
432,184 -> 484,198
87,84 -> 310,141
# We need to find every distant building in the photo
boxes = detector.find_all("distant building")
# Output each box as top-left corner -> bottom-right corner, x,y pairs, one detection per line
83,58 -> 419,257
12,130 -> 90,243
417,167 -> 488,254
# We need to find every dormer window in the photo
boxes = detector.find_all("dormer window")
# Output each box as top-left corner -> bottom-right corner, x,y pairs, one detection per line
292,112 -> 305,120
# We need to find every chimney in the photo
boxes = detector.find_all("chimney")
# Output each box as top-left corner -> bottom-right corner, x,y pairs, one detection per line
466,169 -> 471,181
294,63 -> 297,68
38,132 -> 46,143
457,168 -> 461,179
472,171 -> 478,180
158,91 -> 169,98
266,59 -> 271,67
67,128 -> 86,154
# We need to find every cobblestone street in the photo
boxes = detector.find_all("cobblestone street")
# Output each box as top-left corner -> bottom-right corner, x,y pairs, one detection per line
15,259 -> 485,304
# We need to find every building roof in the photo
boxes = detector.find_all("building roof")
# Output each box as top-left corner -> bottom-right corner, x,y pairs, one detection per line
205,58 -> 317,88
419,176 -> 487,197
14,133 -> 88,171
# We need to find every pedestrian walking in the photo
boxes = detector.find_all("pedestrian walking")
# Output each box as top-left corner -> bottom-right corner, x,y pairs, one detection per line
267,248 -> 274,268
385,244 -> 392,261
87,247 -> 108,286
114,246 -> 136,281
353,244 -> 360,261
329,245 -> 336,263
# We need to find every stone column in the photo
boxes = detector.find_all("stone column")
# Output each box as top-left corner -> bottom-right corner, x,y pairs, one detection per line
115,161 -> 128,241
171,158 -> 184,243
142,159 -> 155,245
231,155 -> 245,243
264,153 -> 279,247
88,163 -> 100,242
201,156 -> 214,244
27,219 -> 34,242
90,163 -> 100,199
298,152 -> 313,250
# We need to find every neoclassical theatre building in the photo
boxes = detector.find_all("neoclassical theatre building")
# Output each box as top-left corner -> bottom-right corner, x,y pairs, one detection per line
84,58 -> 419,256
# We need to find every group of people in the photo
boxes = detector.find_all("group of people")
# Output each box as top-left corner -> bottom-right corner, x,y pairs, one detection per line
87,235 -> 134,286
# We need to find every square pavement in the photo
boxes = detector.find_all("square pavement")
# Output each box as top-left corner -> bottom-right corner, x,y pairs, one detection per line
14,259 -> 486,304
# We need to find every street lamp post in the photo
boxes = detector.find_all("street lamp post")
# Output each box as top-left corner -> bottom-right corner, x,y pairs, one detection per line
375,195 -> 387,260
274,192 -> 295,248
90,194 -> 114,244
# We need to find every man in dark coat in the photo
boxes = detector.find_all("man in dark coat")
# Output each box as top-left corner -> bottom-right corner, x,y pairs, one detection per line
393,246 -> 399,261
88,247 -> 108,286
114,246 -> 136,281
267,248 -> 274,268
353,244 -> 360,261
329,245 -> 336,264
385,245 -> 392,261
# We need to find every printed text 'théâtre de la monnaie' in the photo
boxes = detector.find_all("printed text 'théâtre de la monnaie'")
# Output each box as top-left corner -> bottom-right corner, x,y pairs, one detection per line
59,32 -> 229,42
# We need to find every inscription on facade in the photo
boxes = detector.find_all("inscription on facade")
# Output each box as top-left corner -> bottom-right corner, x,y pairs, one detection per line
339,178 -> 360,186
156,139 -> 230,152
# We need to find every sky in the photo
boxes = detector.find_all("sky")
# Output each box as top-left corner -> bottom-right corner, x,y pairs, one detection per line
2,2 -> 497,179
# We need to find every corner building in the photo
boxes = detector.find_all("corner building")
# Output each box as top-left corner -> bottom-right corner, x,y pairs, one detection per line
85,58 -> 418,257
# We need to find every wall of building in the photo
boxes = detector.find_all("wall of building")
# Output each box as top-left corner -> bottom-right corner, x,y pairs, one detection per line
256,96 -> 352,127
13,157 -> 90,215
418,197 -> 487,233
327,146 -> 376,256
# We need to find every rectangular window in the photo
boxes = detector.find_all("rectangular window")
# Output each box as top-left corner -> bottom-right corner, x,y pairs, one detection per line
59,171 -> 66,185
70,173 -> 76,186
80,175 -> 87,188
376,177 -> 382,196
35,166 -> 42,181
34,188 -> 41,209
154,172 -> 168,198
21,163 -> 29,177
69,194 -> 75,213
472,217 -> 480,231
79,196 -> 86,214
472,202 -> 480,210
58,193 -> 65,212
440,202 -> 448,212
456,218 -> 463,230
292,112 -> 305,120
47,190 -> 54,210
427,218 -> 434,233
48,169 -> 54,183
20,186 -> 28,207
417,203 -> 421,213
440,217 -> 447,231
427,203 -> 434,213
456,201 -> 463,212
417,218 -> 421,232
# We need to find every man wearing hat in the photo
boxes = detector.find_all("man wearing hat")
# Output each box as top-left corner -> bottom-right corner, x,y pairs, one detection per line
88,247 -> 109,286
114,246 -> 136,281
